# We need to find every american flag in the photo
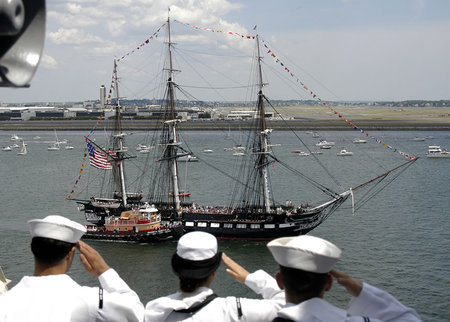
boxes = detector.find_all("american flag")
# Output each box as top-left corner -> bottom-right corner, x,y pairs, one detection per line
87,142 -> 114,170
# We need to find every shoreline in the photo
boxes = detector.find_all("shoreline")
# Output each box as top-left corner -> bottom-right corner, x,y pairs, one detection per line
1,119 -> 450,131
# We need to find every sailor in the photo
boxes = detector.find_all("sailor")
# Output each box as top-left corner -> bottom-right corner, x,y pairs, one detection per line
267,235 -> 421,322
0,215 -> 144,322
144,231 -> 285,321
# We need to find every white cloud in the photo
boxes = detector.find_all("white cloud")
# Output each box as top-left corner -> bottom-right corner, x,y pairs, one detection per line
39,54 -> 58,69
48,28 -> 104,45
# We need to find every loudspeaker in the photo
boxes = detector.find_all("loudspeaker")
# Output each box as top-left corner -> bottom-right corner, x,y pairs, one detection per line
0,0 -> 46,87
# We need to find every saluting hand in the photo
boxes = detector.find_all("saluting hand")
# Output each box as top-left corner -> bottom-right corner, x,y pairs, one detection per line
330,269 -> 363,297
222,253 -> 250,284
77,241 -> 110,277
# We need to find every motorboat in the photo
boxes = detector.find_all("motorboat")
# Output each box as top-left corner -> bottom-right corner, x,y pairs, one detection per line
2,146 -> 12,151
336,149 -> 353,156
203,149 -> 214,153
427,145 -> 450,158
291,150 -> 309,156
315,140 -> 335,147
178,155 -> 199,162
10,134 -> 22,141
353,138 -> 367,144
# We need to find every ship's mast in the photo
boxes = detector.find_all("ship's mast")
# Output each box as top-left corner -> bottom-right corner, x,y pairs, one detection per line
112,59 -> 128,206
255,33 -> 272,213
165,12 -> 181,211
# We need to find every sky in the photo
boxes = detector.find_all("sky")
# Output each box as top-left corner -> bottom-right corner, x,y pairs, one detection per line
2,0 -> 450,103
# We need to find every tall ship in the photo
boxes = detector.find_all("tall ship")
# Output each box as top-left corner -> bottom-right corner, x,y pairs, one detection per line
70,14 -> 416,241
70,60 -> 183,242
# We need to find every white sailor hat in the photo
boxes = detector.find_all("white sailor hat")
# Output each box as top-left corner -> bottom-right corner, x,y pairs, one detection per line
267,235 -> 341,273
28,215 -> 86,243
172,231 -> 222,279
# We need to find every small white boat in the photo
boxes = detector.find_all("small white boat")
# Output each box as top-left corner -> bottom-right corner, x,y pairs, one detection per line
33,136 -> 41,140
315,140 -> 335,147
48,142 -> 61,151
337,149 -> 353,156
65,146 -> 74,150
224,147 -> 233,151
2,146 -> 12,151
320,145 -> 332,150
10,143 -> 19,148
427,145 -> 450,158
291,150 -> 309,156
311,151 -> 323,155
203,149 -> 214,153
178,155 -> 199,162
10,134 -> 22,141
353,138 -> 367,144
413,137 -> 426,142
232,152 -> 245,157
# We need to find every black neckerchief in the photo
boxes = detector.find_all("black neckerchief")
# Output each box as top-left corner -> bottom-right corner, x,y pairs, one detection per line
174,293 -> 218,314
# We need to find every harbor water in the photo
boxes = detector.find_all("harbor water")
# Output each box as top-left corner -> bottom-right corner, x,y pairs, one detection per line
0,129 -> 449,321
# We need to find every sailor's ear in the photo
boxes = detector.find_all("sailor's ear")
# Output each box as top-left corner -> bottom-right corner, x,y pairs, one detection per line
275,272 -> 284,290
324,273 -> 333,292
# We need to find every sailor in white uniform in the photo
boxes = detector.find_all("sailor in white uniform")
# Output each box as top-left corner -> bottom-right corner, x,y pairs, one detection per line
0,215 -> 144,322
267,235 -> 421,322
144,231 -> 285,322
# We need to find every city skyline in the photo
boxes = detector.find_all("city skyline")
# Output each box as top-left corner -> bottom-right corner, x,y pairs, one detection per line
2,0 -> 450,104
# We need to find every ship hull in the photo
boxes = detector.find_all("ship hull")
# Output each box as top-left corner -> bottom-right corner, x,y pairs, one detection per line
181,210 -> 323,241
182,222 -> 312,240
82,225 -> 184,243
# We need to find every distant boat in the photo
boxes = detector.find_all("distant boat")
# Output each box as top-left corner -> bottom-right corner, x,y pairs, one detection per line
353,138 -> 367,144
65,146 -> 74,150
413,137 -> 426,142
311,151 -> 323,155
291,150 -> 309,156
33,136 -> 41,140
224,127 -> 232,140
315,140 -> 335,147
203,149 -> 214,153
178,155 -> 199,162
48,142 -> 60,151
427,145 -> 450,158
232,152 -> 245,157
17,141 -> 27,155
2,146 -> 12,151
10,134 -> 22,141
336,149 -> 353,156
48,130 -> 61,150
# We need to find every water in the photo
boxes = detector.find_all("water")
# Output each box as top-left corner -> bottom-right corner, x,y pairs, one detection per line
1,129 -> 449,321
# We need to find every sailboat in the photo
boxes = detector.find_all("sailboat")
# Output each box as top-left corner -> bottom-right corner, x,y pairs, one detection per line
71,15 -> 416,241
145,16 -> 417,240
48,130 -> 61,151
17,141 -> 27,155
70,60 -> 183,242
